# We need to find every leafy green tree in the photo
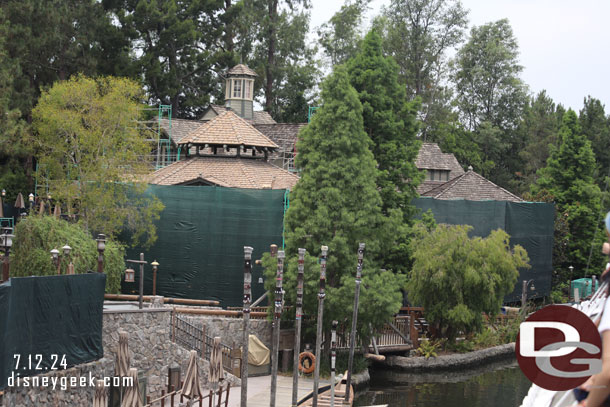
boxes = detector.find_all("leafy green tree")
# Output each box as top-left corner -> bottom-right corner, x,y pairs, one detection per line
579,96 -> 610,186
236,0 -> 319,122
532,110 -> 602,274
376,0 -> 468,138
318,0 -> 369,67
3,0 -> 128,119
408,223 -> 529,340
264,66 -> 405,344
452,19 -> 528,132
11,216 -> 125,293
347,30 -> 421,217
104,0 -> 232,119
32,75 -> 164,247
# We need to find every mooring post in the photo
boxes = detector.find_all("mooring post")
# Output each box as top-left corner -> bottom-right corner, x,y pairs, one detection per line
345,243 -> 365,402
330,320 -> 338,407
139,253 -> 145,309
241,246 -> 253,407
270,250 -> 285,407
292,248 -> 306,407
312,245 -> 328,407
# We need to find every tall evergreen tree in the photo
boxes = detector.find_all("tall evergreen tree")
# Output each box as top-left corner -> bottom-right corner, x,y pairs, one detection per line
532,110 -> 602,274
318,0 -> 369,67
579,96 -> 610,186
265,66 -> 405,342
513,91 -> 562,194
346,30 -> 421,217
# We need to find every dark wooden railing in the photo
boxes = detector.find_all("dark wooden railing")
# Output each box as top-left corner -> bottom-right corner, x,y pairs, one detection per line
145,382 -> 231,407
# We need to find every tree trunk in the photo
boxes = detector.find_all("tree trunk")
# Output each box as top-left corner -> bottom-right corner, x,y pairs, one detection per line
264,0 -> 278,112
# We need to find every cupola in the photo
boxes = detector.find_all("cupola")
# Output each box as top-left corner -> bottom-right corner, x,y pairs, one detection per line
225,64 -> 257,120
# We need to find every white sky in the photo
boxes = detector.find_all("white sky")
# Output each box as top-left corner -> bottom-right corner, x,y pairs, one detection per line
309,0 -> 610,112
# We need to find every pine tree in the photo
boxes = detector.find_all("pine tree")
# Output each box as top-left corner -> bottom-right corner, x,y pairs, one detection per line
533,109 -> 602,274
346,30 -> 421,217
263,66 -> 404,341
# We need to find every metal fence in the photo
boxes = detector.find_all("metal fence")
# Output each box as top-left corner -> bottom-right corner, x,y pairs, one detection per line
171,314 -> 241,378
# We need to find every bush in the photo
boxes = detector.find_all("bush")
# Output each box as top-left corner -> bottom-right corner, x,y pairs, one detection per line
10,215 -> 125,292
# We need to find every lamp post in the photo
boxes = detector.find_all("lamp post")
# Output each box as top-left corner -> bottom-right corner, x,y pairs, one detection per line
50,248 -> 60,274
151,260 -> 160,295
242,246 -> 253,407
1,230 -> 14,282
28,193 -> 34,213
96,234 -> 106,273
521,279 -> 536,309
126,253 -> 147,309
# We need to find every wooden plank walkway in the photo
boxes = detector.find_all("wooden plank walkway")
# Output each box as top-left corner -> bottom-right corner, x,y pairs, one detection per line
225,374 -> 332,407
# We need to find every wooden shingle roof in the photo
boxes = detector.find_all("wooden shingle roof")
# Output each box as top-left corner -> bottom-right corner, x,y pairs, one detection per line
421,170 -> 524,202
254,123 -> 306,152
159,118 -> 205,145
148,156 -> 299,189
227,64 -> 258,77
178,110 -> 278,149
416,143 -> 465,175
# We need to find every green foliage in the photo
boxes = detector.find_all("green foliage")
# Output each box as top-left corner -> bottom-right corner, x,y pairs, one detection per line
347,30 -> 422,220
579,96 -> 610,187
408,223 -> 529,340
318,0 -> 369,67
532,109 -> 602,274
237,0 -> 319,121
10,216 -> 125,293
265,66 -> 405,343
445,338 -> 474,353
452,19 -> 528,131
104,0 -> 231,118
32,75 -> 164,247
318,352 -> 369,377
376,0 -> 467,138
417,339 -> 441,359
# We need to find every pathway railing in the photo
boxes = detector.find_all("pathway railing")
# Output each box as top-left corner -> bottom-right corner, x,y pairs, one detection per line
171,314 -> 242,378
144,382 -> 231,407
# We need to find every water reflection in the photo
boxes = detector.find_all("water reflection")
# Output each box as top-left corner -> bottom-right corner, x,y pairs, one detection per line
355,359 -> 532,407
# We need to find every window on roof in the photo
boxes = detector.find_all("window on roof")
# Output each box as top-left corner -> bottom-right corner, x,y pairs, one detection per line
426,169 -> 450,181
233,79 -> 242,98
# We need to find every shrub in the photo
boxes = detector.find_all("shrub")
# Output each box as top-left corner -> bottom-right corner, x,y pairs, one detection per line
10,215 -> 125,292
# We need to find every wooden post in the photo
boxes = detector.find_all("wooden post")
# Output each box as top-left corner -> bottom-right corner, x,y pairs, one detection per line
230,346 -> 241,378
313,245 -> 328,407
139,253 -> 145,309
224,383 -> 231,407
270,250 -> 285,407
171,308 -> 176,342
201,325 -> 207,358
292,248 -> 306,407
241,246 -> 253,407
409,311 -> 419,349
330,320 -> 338,407
345,243 -> 365,403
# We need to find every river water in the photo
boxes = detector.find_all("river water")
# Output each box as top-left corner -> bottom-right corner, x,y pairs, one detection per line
354,359 -> 532,407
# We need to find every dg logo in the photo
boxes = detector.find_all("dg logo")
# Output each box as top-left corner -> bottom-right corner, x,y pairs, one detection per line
516,305 -> 602,391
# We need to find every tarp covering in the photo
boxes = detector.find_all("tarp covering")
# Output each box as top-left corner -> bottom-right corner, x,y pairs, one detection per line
124,185 -> 285,307
0,273 -> 106,390
413,198 -> 555,302
248,334 -> 270,366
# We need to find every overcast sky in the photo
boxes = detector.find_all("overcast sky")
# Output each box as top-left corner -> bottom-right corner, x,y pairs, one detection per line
309,0 -> 610,112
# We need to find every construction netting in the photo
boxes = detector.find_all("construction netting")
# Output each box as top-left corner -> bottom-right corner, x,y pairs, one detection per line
123,185 -> 286,307
413,198 -> 555,302
0,273 -> 106,390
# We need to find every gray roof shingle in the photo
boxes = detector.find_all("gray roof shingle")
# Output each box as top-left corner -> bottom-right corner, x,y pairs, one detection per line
421,170 -> 524,202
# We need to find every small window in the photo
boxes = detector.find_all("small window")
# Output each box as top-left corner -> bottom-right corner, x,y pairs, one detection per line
244,80 -> 251,99
233,79 -> 242,98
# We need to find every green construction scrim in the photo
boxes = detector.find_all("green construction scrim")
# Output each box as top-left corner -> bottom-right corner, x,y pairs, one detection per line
0,273 -> 106,390
413,198 -> 555,302
123,185 -> 286,307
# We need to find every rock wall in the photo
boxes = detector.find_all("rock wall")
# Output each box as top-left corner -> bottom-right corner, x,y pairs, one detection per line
3,307 -> 240,407
181,314 -> 273,350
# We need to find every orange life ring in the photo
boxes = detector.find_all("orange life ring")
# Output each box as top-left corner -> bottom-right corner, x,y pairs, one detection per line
298,351 -> 315,374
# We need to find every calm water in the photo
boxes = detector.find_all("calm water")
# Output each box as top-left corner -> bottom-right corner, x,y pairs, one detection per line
354,360 -> 532,407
